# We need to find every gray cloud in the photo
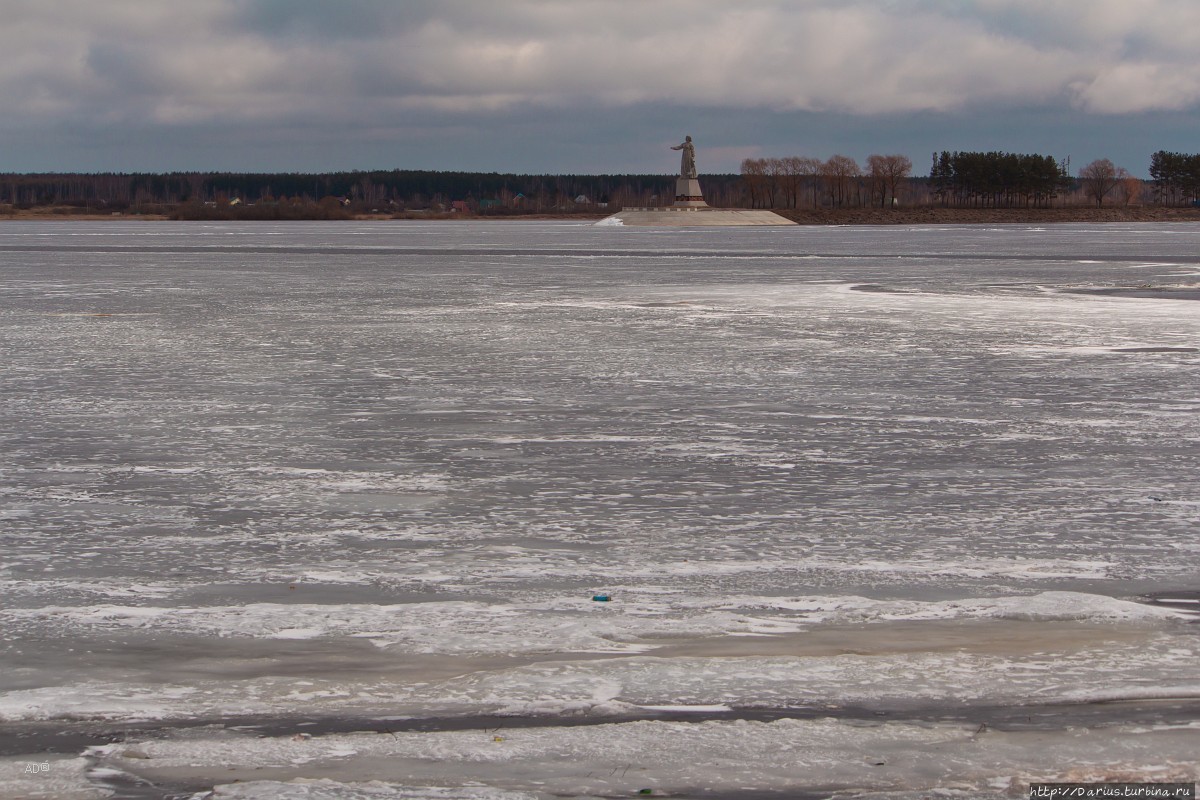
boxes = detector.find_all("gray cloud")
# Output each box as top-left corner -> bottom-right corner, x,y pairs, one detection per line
2,1 -> 1198,172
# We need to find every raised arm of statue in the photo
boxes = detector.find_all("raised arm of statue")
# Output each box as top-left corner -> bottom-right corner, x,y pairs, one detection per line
670,136 -> 698,179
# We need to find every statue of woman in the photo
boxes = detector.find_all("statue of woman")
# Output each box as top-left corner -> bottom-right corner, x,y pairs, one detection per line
671,136 -> 698,179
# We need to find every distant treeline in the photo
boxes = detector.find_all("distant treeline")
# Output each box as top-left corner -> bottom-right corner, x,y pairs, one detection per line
740,150 -> 1198,210
2,150 -> 1197,215
0,170 -> 746,213
738,150 -> 1071,209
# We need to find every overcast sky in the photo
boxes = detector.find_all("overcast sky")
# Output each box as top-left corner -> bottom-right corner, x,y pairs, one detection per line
3,0 -> 1198,176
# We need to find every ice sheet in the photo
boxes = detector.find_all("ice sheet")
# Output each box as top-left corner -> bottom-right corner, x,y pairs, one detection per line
86,716 -> 1198,800
3,220 -> 1199,798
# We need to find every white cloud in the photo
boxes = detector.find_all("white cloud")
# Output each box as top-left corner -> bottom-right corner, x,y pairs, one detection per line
3,0 -> 1199,128
1070,62 -> 1200,113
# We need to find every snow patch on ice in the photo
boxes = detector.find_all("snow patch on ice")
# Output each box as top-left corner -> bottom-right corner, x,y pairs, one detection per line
0,755 -> 110,800
92,716 -> 1200,800
209,780 -> 539,799
2,592 -> 1183,661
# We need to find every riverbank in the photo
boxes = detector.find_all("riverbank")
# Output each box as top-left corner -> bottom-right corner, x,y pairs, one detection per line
772,205 -> 1200,225
5,205 -> 1200,224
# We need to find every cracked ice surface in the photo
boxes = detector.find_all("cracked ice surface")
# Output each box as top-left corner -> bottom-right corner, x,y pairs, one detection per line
2,220 -> 1199,797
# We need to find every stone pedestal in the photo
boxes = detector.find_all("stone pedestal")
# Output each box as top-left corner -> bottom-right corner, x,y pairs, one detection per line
594,207 -> 796,226
673,177 -> 707,207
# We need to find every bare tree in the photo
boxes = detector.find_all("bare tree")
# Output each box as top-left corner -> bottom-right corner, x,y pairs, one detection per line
1078,159 -> 1120,207
740,158 -> 768,208
822,155 -> 861,207
867,155 -> 888,208
1114,167 -> 1142,206
778,157 -> 803,208
791,157 -> 822,207
766,158 -> 788,208
867,154 -> 913,208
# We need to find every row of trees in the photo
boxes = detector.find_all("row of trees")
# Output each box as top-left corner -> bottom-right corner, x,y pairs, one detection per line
3,151 -> 1198,213
929,151 -> 1067,208
740,155 -> 913,208
0,170 -> 707,213
1149,151 -> 1200,206
742,150 -> 1179,209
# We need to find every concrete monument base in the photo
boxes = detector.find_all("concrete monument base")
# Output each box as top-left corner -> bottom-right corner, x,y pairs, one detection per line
674,177 -> 707,207
597,134 -> 795,226
595,207 -> 797,227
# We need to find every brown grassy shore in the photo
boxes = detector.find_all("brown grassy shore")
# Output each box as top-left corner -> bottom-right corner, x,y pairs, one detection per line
0,206 -> 606,222
1,206 -> 171,221
5,205 -> 1200,224
774,206 -> 1200,225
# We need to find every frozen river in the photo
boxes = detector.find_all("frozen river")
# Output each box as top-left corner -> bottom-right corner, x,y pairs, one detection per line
1,220 -> 1198,798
